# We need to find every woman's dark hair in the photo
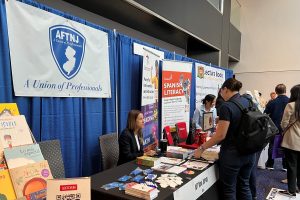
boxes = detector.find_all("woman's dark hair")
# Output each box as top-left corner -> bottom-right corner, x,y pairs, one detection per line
289,84 -> 300,119
202,94 -> 216,105
126,110 -> 143,142
221,78 -> 242,92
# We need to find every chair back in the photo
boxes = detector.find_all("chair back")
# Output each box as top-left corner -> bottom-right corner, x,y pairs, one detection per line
99,132 -> 119,171
175,122 -> 188,143
38,140 -> 65,179
163,126 -> 173,145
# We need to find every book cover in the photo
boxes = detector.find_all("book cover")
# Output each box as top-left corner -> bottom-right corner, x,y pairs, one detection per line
136,156 -> 160,167
0,169 -> 17,200
47,177 -> 91,200
0,142 -> 7,170
0,115 -> 33,149
0,103 -> 20,118
180,160 -> 209,170
159,157 -> 184,165
4,143 -> 44,169
9,160 -> 53,198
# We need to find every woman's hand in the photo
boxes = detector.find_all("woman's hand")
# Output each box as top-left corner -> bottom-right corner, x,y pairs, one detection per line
194,146 -> 204,158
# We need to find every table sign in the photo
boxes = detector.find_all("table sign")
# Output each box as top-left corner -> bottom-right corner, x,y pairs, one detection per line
47,177 -> 90,200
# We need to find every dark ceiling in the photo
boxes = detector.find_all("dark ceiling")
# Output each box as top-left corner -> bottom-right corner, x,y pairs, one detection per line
63,0 -> 217,52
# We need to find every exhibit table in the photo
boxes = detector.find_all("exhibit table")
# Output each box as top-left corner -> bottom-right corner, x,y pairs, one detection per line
91,161 -> 220,200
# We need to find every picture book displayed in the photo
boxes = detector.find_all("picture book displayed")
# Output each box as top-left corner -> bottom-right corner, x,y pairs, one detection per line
180,160 -> 209,170
0,115 -> 33,149
151,163 -> 187,174
47,177 -> 91,200
0,103 -> 20,118
159,157 -> 184,165
125,182 -> 159,200
0,169 -> 17,200
9,160 -> 53,198
136,156 -> 160,167
4,143 -> 44,169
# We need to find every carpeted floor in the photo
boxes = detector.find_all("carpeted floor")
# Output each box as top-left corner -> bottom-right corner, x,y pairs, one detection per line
256,158 -> 288,200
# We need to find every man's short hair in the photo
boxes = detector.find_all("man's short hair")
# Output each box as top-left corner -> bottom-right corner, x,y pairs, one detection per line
275,84 -> 286,95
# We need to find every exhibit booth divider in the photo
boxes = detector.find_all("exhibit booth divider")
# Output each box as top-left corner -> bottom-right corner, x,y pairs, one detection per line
0,0 -> 233,177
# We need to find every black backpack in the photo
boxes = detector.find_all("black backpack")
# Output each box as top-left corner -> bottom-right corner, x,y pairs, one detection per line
230,97 -> 278,155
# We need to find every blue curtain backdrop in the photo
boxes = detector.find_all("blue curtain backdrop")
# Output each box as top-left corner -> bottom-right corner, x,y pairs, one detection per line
0,0 -> 233,177
0,0 -> 117,177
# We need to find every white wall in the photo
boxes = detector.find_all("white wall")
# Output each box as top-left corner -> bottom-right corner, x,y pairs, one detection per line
231,0 -> 300,98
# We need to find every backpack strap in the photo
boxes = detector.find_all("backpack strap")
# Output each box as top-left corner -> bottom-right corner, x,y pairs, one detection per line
229,98 -> 248,113
229,96 -> 255,112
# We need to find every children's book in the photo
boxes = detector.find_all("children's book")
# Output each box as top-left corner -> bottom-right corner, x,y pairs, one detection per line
4,143 -> 44,169
0,169 -> 17,200
9,160 -> 53,198
0,115 -> 33,149
0,103 -> 20,118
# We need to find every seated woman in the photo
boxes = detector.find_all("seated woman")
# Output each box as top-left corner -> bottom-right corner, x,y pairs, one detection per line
193,94 -> 217,132
118,110 -> 145,165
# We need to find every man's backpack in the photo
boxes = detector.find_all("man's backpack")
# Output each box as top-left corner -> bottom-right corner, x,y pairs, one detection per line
230,97 -> 278,155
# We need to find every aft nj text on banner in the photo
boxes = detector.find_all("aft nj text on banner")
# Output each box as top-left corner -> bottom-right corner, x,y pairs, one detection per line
5,0 -> 111,98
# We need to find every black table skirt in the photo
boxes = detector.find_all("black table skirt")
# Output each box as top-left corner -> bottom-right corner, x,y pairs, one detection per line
91,161 -> 220,200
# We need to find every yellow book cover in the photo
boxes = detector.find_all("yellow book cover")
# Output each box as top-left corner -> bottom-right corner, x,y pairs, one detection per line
0,169 -> 17,200
0,103 -> 20,117
9,160 -> 53,198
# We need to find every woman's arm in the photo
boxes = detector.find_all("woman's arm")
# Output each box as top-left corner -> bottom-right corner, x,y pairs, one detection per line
281,103 -> 293,130
119,132 -> 141,161
194,120 -> 229,158
193,108 -> 202,129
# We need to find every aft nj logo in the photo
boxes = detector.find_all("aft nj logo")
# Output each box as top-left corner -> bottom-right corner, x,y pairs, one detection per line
49,25 -> 86,80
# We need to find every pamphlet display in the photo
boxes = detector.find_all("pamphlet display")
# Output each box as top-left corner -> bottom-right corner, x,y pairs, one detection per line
0,103 -> 20,117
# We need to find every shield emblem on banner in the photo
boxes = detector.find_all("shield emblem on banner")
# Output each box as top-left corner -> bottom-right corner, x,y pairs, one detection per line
49,25 -> 86,80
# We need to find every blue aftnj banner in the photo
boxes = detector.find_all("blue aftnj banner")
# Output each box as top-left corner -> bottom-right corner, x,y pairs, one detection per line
5,0 -> 111,98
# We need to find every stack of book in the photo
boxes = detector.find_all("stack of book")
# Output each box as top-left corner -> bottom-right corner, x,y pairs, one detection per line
125,182 -> 159,200
0,104 -> 53,199
136,156 -> 160,167
166,146 -> 194,159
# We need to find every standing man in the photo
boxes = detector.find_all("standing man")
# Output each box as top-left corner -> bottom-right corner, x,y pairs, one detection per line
264,84 -> 289,170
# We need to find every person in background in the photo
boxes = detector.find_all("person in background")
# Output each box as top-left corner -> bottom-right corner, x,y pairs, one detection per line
279,84 -> 300,198
258,92 -> 267,109
118,110 -> 145,165
193,94 -> 217,132
270,91 -> 277,101
194,78 -> 255,200
264,84 -> 289,170
215,89 -> 225,116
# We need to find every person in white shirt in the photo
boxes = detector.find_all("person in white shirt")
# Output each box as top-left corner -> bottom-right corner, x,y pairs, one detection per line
193,94 -> 217,131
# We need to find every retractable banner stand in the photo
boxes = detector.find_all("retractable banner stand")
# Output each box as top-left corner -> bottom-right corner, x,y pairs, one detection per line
161,60 -> 192,133
195,63 -> 225,109
5,0 -> 111,98
141,49 -> 160,151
